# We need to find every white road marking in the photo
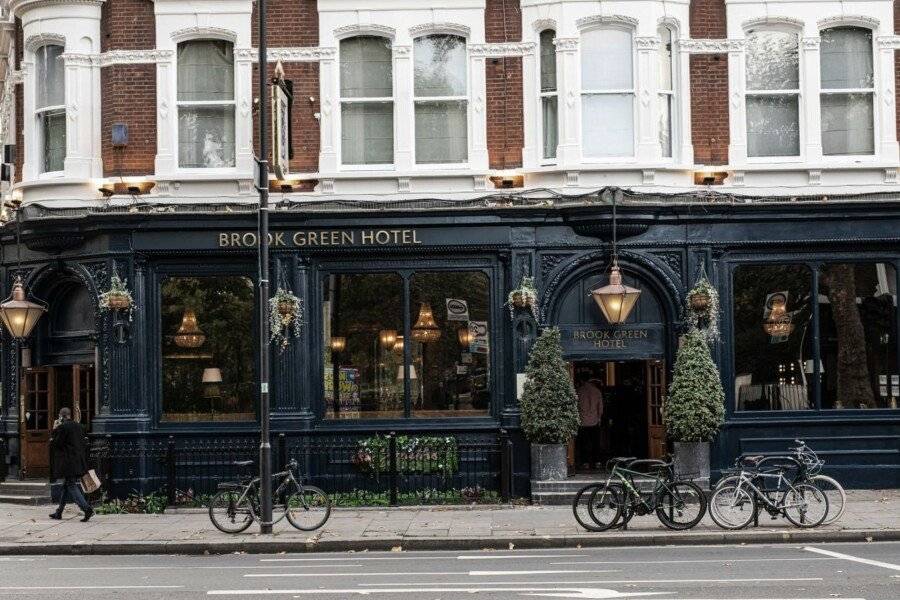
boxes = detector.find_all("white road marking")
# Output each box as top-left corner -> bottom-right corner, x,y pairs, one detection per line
260,554 -> 585,563
359,578 -> 824,587
243,570 -> 608,578
458,554 -> 586,560
804,546 -> 900,571
50,564 -> 363,571
551,557 -> 839,566
0,586 -> 184,590
209,587 -> 664,597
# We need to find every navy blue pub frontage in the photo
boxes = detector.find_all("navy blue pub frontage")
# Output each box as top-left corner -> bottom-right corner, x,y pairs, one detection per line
1,194 -> 898,498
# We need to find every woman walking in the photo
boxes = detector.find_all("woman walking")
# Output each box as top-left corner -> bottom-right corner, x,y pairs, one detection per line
48,407 -> 94,522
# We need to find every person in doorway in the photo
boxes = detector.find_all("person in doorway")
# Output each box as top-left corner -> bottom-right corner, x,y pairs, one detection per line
576,371 -> 604,470
48,407 -> 94,522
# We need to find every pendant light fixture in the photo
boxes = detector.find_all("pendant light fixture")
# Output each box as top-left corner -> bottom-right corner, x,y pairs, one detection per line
379,329 -> 397,349
0,209 -> 47,340
411,302 -> 441,343
173,308 -> 206,348
591,189 -> 642,325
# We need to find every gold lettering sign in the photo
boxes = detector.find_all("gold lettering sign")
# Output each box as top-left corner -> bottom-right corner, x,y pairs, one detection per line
217,229 -> 423,248
571,328 -> 650,349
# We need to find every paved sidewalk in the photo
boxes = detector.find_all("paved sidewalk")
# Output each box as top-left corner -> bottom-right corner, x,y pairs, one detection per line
0,489 -> 897,555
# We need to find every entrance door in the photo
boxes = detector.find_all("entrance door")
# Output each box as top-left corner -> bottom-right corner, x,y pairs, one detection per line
73,364 -> 95,428
20,368 -> 53,478
646,360 -> 666,459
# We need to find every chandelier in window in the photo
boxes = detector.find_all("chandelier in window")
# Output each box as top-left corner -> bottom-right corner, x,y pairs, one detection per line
174,308 -> 206,348
590,189 -> 642,324
411,303 -> 441,343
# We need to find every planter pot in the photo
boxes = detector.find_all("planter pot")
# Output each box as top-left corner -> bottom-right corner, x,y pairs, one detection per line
106,294 -> 131,310
511,292 -> 533,308
674,441 -> 710,490
277,301 -> 295,317
689,292 -> 710,311
530,443 -> 568,481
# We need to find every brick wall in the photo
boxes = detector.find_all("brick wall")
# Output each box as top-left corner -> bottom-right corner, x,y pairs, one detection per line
689,0 -> 729,164
101,65 -> 157,176
251,0 -> 318,47
485,0 -> 523,169
253,62 -> 321,173
101,0 -> 155,52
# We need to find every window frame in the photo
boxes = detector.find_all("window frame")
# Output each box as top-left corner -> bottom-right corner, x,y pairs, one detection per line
744,25 -> 803,162
33,43 -> 66,176
412,33 -> 471,168
818,25 -> 876,159
538,28 -> 559,164
579,24 -> 638,162
174,39 -> 238,172
727,256 -> 900,418
314,259 -> 500,424
657,25 -> 676,160
338,34 -> 396,170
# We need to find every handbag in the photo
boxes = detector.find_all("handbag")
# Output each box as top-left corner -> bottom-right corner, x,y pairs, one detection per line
80,469 -> 101,494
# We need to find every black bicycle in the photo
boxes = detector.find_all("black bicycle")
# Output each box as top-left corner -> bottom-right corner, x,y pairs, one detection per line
209,458 -> 331,533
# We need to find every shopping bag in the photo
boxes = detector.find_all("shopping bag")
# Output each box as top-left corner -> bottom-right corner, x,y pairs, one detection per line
80,469 -> 101,494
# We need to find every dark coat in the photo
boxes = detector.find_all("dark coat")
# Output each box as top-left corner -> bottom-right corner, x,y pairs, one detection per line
49,419 -> 88,480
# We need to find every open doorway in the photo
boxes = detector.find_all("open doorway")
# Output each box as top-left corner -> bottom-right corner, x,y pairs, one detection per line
570,360 -> 666,473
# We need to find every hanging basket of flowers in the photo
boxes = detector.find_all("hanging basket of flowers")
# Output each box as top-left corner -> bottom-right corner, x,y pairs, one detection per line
269,288 -> 303,351
506,276 -> 539,319
98,274 -> 135,318
685,275 -> 719,342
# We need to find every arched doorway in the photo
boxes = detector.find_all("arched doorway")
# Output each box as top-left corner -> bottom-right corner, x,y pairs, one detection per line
19,275 -> 97,478
549,261 -> 677,468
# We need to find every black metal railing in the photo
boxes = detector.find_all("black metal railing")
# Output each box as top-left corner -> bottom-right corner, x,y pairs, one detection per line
89,429 -> 513,507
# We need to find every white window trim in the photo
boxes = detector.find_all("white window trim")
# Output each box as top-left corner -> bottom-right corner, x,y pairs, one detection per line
412,34 -> 471,168
744,25 -> 804,163
579,23 -> 638,162
818,25 -> 877,161
538,29 -> 558,165
658,25 -> 676,161
174,39 -> 238,172
337,35 -> 396,171
33,44 -> 65,177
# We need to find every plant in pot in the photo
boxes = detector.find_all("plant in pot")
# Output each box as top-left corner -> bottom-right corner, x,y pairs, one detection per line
663,327 -> 725,489
269,288 -> 303,351
519,327 -> 580,481
685,274 -> 720,342
98,274 -> 135,320
507,276 -> 539,319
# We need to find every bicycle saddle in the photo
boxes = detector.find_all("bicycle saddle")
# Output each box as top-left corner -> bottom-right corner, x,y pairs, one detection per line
232,460 -> 254,467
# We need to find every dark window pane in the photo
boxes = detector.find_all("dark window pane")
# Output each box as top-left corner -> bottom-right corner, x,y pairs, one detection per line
323,273 -> 404,419
161,276 -> 255,421
733,265 -> 814,411
819,263 -> 898,409
410,271 -> 490,418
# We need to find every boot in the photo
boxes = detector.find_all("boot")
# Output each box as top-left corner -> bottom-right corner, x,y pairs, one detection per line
80,508 -> 94,522
49,512 -> 62,520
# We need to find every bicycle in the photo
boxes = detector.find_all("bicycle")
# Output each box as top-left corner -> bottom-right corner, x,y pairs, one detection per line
709,455 -> 828,530
715,440 -> 845,526
579,456 -> 707,531
208,458 -> 331,533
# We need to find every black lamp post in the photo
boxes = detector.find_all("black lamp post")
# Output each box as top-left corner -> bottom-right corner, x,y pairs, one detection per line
590,190 -> 642,324
256,0 -> 273,534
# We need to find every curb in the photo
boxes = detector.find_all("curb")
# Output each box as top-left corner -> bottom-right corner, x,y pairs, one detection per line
1,528 -> 897,556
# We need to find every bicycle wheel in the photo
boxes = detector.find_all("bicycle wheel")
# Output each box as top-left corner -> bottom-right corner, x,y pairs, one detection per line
586,485 -> 623,532
209,489 -> 254,534
810,475 -> 846,525
573,483 -> 608,531
656,481 -> 707,530
784,483 -> 829,528
285,486 -> 331,531
709,483 -> 755,530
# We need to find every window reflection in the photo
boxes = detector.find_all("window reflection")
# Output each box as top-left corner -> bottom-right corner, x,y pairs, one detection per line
819,263 -> 897,409
733,265 -> 814,411
161,276 -> 255,421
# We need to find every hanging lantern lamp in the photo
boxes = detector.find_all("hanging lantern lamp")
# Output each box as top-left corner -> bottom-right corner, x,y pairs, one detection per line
0,276 -> 47,340
590,189 -> 642,325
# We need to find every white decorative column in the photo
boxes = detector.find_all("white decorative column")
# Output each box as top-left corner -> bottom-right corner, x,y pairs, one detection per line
62,53 -> 99,177
635,36 -> 661,162
154,51 -> 176,175
469,51 -> 489,169
234,48 -> 254,177
21,59 -> 35,180
677,41 -> 694,164
393,45 -> 413,171
802,37 -> 822,163
318,48 -> 338,173
877,37 -> 899,158
555,37 -> 579,167
521,42 -> 538,168
727,40 -> 747,167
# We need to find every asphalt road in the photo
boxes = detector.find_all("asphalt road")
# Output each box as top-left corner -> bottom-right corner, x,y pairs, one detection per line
0,541 -> 897,599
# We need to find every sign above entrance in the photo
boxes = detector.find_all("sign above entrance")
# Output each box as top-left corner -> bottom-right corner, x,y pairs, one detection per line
558,324 -> 665,359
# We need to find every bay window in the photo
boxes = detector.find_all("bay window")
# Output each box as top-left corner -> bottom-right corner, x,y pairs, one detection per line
658,26 -> 674,158
35,44 -> 65,174
745,29 -> 800,157
540,29 -> 558,161
177,40 -> 236,168
414,34 -> 468,164
820,27 -> 874,156
340,36 -> 394,165
581,27 -> 634,158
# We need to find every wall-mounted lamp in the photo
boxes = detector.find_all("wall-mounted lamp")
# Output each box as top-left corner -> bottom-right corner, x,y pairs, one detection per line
99,179 -> 156,197
269,178 -> 318,193
693,170 -> 728,186
489,172 -> 525,189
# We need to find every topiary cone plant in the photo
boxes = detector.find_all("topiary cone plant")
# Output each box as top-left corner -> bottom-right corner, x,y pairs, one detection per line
520,327 -> 580,481
664,327 -> 725,488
